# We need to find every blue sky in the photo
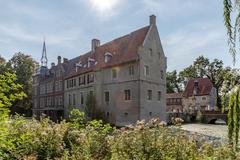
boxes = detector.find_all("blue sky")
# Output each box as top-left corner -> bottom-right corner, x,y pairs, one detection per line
0,0 -> 238,71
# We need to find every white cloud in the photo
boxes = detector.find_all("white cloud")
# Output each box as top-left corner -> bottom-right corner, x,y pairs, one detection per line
162,23 -> 228,71
0,23 -> 87,50
141,0 -> 207,20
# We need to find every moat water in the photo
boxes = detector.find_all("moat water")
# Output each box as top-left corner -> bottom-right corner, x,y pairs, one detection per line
181,123 -> 227,139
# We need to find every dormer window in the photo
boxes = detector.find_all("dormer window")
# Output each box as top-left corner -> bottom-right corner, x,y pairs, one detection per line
104,52 -> 112,63
88,58 -> 95,67
75,62 -> 82,72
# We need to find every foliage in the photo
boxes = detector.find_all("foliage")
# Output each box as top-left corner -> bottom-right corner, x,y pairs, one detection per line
0,55 -> 9,74
0,112 -> 240,159
223,0 -> 240,64
178,64 -> 197,81
68,109 -> 86,128
7,52 -> 39,110
221,74 -> 240,149
223,0 -> 240,149
166,70 -> 182,93
172,55 -> 233,108
0,72 -> 26,119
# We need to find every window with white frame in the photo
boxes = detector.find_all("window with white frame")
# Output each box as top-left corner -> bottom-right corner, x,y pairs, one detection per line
147,90 -> 152,100
144,65 -> 149,76
112,68 -> 117,79
129,65 -> 134,76
69,94 -> 71,105
124,89 -> 131,100
40,98 -> 45,108
40,84 -> 45,94
79,75 -> 86,85
73,93 -> 76,105
105,91 -> 109,104
160,70 -> 164,79
55,81 -> 59,91
59,96 -> 63,105
80,92 -> 84,105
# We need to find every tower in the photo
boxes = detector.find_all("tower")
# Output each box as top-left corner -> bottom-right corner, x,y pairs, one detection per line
41,39 -> 48,67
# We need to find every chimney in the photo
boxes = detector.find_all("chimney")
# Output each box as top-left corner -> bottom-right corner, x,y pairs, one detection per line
51,62 -> 55,68
150,15 -> 156,26
57,56 -> 61,64
92,39 -> 100,52
193,80 -> 199,96
63,58 -> 68,63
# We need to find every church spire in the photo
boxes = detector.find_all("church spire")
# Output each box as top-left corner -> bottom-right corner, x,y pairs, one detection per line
41,38 -> 48,67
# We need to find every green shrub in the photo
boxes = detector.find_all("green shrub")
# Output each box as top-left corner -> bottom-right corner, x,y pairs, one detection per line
0,110 -> 240,160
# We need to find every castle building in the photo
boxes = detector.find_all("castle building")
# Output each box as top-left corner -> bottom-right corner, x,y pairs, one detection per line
32,15 -> 167,125
182,77 -> 217,114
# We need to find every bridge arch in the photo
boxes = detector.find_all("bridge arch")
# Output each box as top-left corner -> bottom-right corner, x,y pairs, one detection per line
201,111 -> 228,124
206,118 -> 227,124
208,118 -> 217,124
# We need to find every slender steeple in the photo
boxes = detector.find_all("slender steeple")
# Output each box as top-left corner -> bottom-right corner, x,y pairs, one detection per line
41,38 -> 48,67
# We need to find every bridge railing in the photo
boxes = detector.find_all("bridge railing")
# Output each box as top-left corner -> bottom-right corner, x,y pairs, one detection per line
201,110 -> 228,115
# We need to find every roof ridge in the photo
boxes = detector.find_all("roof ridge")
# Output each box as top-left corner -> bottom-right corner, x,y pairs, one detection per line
74,25 -> 150,58
65,25 -> 151,79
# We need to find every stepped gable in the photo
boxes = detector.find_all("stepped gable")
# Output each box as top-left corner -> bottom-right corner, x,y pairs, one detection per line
65,25 -> 150,79
182,77 -> 213,97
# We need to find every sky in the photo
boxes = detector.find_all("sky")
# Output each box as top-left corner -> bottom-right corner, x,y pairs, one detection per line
0,0 -> 239,71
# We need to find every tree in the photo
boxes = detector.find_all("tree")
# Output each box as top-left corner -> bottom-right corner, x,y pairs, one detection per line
179,56 -> 230,108
193,56 -> 209,77
223,0 -> 240,64
166,70 -> 182,93
223,0 -> 240,147
7,52 -> 38,111
0,55 -> 9,74
0,72 -> 26,119
205,59 -> 231,107
178,65 -> 198,82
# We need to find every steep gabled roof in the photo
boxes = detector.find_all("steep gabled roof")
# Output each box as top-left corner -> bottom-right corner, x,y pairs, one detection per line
65,25 -> 150,79
182,78 -> 213,97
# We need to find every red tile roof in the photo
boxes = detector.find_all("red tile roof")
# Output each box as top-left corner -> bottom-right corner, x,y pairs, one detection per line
65,26 -> 150,79
166,92 -> 182,99
182,78 -> 213,97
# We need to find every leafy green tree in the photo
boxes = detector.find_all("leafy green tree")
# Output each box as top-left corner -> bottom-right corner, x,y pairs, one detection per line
0,72 -> 26,119
7,52 -> 38,111
0,55 -> 9,73
179,65 -> 198,81
223,0 -> 240,64
205,59 -> 231,107
223,0 -> 240,147
166,70 -> 182,93
193,56 -> 209,77
179,56 -> 231,108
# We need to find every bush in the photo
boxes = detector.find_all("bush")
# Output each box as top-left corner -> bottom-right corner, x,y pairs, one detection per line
0,110 -> 239,159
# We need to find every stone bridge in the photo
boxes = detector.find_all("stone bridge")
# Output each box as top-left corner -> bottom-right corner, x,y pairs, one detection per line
201,111 -> 228,124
